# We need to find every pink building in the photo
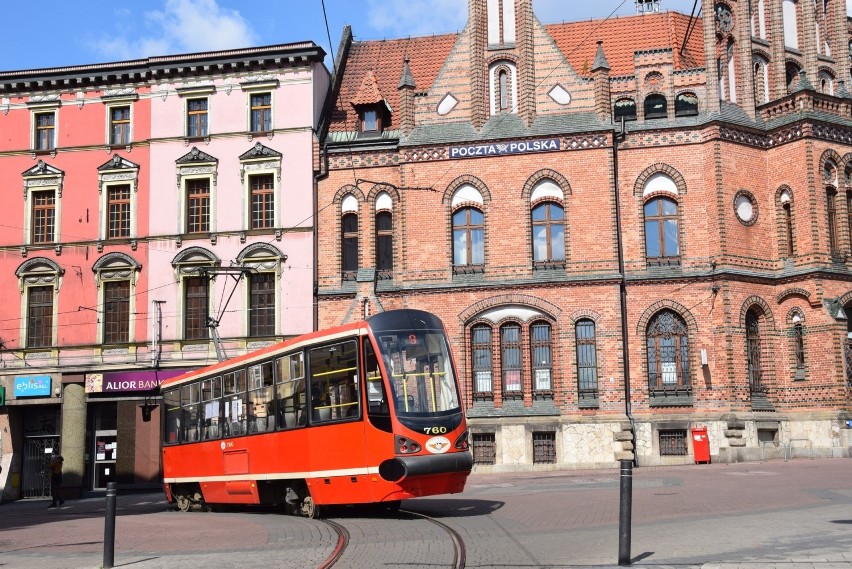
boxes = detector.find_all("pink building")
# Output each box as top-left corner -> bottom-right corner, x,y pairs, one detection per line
0,43 -> 328,500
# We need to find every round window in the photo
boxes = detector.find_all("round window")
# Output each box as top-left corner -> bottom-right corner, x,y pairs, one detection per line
733,191 -> 758,225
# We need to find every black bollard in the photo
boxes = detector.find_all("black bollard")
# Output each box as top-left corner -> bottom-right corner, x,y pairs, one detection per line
617,459 -> 633,566
103,481 -> 117,569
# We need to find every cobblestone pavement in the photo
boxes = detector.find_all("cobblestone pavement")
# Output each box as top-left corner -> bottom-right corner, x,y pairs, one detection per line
0,458 -> 850,569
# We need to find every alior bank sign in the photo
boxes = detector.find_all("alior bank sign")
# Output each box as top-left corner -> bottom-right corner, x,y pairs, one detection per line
85,369 -> 191,393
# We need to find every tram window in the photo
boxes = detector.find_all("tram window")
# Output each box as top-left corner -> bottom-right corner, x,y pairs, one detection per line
222,369 -> 247,436
248,362 -> 275,432
201,377 -> 222,440
276,352 -> 306,429
364,339 -> 392,433
163,388 -> 181,444
181,383 -> 201,442
309,340 -> 360,424
381,332 -> 460,416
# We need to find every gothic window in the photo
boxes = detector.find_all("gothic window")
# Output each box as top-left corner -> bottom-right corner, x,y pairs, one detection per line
500,323 -> 523,397
490,62 -> 516,115
471,324 -> 494,397
746,308 -> 765,394
827,187 -> 839,254
847,190 -> 852,252
646,310 -> 690,393
779,190 -> 794,257
376,210 -> 393,275
786,62 -> 802,93
674,92 -> 699,116
644,197 -> 680,264
753,57 -> 769,105
792,313 -> 805,374
575,319 -> 598,403
726,40 -> 737,102
342,212 -> 358,279
818,71 -> 834,95
782,0 -> 799,49
614,98 -> 637,121
644,94 -> 668,119
453,207 -> 485,268
531,202 -> 565,264
530,321 -> 553,393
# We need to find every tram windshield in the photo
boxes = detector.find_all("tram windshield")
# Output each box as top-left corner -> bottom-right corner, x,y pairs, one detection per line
376,330 -> 461,417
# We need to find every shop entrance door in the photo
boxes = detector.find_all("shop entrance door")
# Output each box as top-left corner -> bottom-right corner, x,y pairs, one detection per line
22,436 -> 59,498
93,431 -> 117,490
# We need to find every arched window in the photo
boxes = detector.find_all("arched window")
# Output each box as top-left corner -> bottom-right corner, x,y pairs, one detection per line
644,94 -> 667,119
779,190 -> 794,257
644,197 -> 680,264
471,324 -> 494,397
499,70 -> 509,110
531,202 -> 564,264
726,41 -> 737,102
453,207 -> 484,268
375,210 -> 393,275
575,319 -> 598,403
646,310 -> 690,392
847,190 -> 852,252
782,0 -> 799,49
674,92 -> 699,116
786,62 -> 801,93
746,308 -> 764,393
753,58 -> 769,105
530,321 -> 553,393
792,313 -> 805,373
500,323 -> 523,397
614,98 -> 637,122
827,187 -> 839,254
818,71 -> 834,95
342,212 -> 358,279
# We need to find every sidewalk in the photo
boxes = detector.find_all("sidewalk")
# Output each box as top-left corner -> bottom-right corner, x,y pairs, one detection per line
0,458 -> 849,569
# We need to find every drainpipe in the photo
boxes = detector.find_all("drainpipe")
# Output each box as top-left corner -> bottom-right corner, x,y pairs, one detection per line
611,117 -> 636,466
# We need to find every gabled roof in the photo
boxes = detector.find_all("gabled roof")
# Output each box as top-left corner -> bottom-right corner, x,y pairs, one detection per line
328,33 -> 458,133
351,70 -> 386,107
546,11 -> 704,77
328,10 -> 705,133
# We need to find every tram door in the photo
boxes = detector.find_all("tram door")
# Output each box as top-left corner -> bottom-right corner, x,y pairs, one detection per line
22,436 -> 59,498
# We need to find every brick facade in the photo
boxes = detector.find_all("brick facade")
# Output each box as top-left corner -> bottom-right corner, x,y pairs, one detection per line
319,0 -> 852,469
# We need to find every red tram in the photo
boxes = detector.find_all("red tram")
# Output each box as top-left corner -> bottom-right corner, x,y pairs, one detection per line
160,309 -> 472,517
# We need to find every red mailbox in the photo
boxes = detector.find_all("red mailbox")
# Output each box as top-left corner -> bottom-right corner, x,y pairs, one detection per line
692,427 -> 710,464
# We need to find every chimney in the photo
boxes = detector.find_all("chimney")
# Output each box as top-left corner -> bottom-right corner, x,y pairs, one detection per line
398,57 -> 416,136
591,40 -> 612,122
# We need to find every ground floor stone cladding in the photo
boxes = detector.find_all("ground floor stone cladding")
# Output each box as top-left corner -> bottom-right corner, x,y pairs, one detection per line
469,413 -> 852,472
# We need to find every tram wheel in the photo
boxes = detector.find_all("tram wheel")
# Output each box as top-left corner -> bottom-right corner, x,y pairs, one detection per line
302,496 -> 322,519
176,495 -> 192,512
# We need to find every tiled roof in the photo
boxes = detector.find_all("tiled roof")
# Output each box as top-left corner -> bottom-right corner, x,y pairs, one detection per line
546,11 -> 704,77
329,10 -> 705,133
329,33 -> 458,133
350,70 -> 386,106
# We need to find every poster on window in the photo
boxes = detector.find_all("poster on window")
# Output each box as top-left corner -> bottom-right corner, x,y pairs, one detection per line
661,362 -> 677,385
475,371 -> 492,393
535,369 -> 551,391
505,370 -> 522,392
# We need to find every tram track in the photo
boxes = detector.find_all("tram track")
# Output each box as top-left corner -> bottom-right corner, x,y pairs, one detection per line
400,509 -> 466,569
317,508 -> 465,569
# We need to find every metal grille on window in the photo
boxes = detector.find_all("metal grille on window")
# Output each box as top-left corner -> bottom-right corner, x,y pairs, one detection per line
472,433 -> 496,465
576,319 -> 598,401
532,432 -> 556,464
659,430 -> 688,456
471,325 -> 493,397
746,309 -> 765,394
647,310 -> 690,393
501,324 -> 522,397
530,322 -> 552,393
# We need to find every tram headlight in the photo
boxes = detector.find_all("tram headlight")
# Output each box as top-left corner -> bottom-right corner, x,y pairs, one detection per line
395,435 -> 421,454
454,430 -> 469,450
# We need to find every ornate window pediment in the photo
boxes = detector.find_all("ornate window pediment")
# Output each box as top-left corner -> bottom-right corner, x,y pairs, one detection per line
92,252 -> 141,287
16,257 -> 63,293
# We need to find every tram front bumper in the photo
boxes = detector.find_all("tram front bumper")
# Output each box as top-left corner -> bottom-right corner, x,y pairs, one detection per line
378,451 -> 473,482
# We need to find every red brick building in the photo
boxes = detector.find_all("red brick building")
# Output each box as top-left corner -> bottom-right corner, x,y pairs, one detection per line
318,0 -> 852,468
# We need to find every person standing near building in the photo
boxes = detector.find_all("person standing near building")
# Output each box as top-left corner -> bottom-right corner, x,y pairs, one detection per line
48,453 -> 64,508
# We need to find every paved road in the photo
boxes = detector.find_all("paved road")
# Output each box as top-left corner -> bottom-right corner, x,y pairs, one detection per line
0,458 -> 850,569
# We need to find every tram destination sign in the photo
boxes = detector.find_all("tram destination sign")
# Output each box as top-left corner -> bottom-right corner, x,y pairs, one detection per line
449,137 -> 560,159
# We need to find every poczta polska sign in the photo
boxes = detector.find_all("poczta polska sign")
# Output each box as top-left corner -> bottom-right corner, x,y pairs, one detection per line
448,138 -> 560,159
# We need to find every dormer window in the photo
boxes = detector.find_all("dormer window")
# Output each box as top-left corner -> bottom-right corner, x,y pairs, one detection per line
363,108 -> 379,132
357,105 -> 386,136
351,70 -> 391,138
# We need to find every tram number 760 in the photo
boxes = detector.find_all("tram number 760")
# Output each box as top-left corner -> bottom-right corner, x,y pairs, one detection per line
423,426 -> 448,435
